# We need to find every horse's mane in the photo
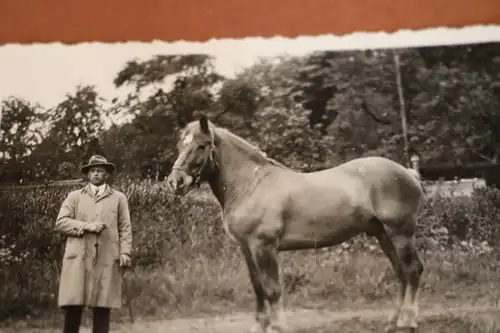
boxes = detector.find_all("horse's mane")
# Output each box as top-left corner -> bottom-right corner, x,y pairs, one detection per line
214,126 -> 289,169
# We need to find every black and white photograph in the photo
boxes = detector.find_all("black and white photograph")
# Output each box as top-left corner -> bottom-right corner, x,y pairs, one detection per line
2,25 -> 500,333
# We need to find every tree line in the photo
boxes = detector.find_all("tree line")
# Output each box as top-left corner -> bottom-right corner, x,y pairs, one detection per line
1,42 -> 500,184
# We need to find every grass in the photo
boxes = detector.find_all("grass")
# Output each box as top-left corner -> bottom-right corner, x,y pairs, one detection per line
2,179 -> 500,332
295,312 -> 500,333
3,245 -> 499,331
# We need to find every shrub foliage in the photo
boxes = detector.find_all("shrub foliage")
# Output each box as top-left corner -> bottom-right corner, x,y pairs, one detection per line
1,178 -> 500,320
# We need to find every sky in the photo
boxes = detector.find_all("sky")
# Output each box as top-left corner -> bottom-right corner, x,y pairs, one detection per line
0,25 -> 499,113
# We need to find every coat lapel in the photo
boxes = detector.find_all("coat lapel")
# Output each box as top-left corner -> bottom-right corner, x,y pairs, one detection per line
81,183 -> 113,202
81,184 -> 94,199
96,184 -> 113,202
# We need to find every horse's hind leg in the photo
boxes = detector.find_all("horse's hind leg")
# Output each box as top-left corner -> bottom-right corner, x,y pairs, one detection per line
392,233 -> 424,331
369,219 -> 407,332
372,217 -> 424,332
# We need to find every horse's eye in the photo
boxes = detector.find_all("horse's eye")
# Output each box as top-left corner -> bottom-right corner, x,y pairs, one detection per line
198,144 -> 206,150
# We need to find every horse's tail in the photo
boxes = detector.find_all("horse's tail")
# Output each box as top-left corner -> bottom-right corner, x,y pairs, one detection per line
407,168 -> 420,181
406,167 -> 426,196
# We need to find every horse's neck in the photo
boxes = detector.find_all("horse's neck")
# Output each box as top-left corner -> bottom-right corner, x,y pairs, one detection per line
208,129 -> 272,211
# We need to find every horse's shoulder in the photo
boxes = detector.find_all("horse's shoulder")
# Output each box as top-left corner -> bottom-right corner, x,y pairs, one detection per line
229,193 -> 285,223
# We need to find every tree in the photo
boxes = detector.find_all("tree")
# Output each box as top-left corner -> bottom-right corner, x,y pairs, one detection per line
29,85 -> 107,180
216,56 -> 333,170
0,98 -> 47,182
103,54 -> 226,177
112,54 -> 224,124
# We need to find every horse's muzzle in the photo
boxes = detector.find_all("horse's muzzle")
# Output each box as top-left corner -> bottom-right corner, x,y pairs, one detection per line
167,169 -> 194,196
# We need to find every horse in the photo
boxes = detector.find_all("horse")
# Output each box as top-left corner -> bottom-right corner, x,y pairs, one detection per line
166,114 -> 425,333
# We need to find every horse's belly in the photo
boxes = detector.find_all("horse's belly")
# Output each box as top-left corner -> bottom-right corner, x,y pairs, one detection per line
279,210 -> 368,251
276,174 -> 373,251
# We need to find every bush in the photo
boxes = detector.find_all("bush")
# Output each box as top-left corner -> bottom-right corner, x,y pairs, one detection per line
416,187 -> 500,252
1,179 -> 500,322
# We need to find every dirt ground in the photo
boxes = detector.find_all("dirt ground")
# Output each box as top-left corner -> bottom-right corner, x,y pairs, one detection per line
2,301 -> 497,333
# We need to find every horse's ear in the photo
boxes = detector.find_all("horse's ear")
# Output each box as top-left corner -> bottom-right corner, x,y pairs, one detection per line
199,114 -> 209,134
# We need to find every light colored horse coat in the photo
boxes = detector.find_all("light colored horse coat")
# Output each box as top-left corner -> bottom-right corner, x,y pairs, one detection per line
167,115 -> 425,333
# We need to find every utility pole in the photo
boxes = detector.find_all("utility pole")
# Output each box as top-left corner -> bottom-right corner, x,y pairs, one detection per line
392,49 -> 409,167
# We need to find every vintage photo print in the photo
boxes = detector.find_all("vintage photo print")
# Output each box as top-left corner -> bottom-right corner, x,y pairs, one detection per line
1,25 -> 500,333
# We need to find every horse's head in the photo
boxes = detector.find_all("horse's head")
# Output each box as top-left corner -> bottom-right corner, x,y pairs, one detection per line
166,114 -> 217,196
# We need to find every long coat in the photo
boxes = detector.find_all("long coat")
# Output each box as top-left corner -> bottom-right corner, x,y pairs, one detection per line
55,183 -> 132,308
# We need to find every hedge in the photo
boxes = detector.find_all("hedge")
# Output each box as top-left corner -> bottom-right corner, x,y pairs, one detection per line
1,178 -> 500,320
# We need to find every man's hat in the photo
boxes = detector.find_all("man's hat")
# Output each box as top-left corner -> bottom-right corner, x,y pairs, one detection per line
81,155 -> 116,174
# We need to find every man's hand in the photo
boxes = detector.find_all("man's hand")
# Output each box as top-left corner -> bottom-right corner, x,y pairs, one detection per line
120,254 -> 132,268
76,228 -> 85,237
84,222 -> 107,234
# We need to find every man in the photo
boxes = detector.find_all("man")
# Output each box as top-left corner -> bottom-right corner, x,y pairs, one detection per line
54,155 -> 133,333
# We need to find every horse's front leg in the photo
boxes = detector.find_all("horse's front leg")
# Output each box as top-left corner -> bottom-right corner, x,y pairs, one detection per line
249,237 -> 284,333
240,244 -> 269,333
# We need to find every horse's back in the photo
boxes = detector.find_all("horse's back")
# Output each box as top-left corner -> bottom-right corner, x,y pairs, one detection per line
305,156 -> 423,220
307,156 -> 419,187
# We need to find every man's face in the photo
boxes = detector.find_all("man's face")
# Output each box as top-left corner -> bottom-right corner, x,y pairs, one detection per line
87,166 -> 108,186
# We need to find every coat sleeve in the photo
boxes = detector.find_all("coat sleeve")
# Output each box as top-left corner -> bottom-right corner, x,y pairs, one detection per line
55,191 -> 88,237
117,193 -> 133,256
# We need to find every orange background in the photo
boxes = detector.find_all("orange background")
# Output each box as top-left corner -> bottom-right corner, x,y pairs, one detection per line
0,0 -> 499,44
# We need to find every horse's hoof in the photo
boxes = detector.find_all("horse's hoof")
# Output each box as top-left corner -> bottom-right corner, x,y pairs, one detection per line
384,323 -> 397,333
385,325 -> 417,333
266,324 -> 284,333
396,319 -> 417,331
396,308 -> 417,331
250,323 -> 266,333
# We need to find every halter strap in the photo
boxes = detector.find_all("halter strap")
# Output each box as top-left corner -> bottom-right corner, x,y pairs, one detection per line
172,145 -> 218,189
193,145 -> 218,188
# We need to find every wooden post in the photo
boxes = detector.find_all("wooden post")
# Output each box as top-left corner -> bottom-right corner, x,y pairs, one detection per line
392,49 -> 409,167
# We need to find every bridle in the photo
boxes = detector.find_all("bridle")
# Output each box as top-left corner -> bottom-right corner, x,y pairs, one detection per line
172,143 -> 218,190
192,144 -> 218,188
